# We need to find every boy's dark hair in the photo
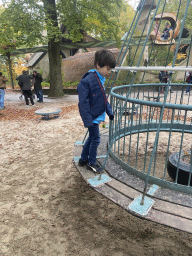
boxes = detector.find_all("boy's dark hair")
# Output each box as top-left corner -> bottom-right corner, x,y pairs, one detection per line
94,49 -> 116,69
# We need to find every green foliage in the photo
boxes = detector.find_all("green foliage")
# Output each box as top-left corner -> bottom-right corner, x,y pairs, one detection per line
41,81 -> 79,88
62,81 -> 79,88
119,4 -> 135,39
41,81 -> 50,88
0,1 -> 45,55
148,45 -> 174,66
0,0 -> 129,95
0,0 -> 127,45
58,0 -> 126,42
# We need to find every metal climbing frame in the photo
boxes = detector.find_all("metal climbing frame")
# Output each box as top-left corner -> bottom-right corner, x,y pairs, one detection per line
102,0 -> 192,196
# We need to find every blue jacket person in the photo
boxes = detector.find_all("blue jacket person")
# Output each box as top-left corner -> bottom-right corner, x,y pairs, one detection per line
77,49 -> 116,173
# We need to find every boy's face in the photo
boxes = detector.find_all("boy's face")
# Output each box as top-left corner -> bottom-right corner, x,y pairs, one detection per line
96,65 -> 112,77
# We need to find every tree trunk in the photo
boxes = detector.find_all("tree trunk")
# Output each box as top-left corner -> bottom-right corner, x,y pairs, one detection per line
44,0 -> 64,98
48,39 -> 64,97
7,52 -> 14,89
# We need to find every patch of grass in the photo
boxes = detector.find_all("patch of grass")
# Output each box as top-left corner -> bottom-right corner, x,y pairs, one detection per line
62,81 -> 79,88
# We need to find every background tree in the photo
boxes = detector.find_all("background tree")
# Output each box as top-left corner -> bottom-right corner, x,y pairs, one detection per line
0,1 -> 44,88
118,4 -> 135,39
43,0 -> 63,97
0,0 -> 128,95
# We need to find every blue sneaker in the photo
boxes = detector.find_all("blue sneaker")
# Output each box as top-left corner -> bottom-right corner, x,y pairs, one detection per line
87,163 -> 102,173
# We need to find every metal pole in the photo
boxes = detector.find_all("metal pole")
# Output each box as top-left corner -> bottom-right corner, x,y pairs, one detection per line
114,66 -> 192,72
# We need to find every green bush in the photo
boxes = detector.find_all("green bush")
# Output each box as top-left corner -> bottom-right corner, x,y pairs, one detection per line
41,82 -> 50,88
41,81 -> 79,88
62,81 -> 79,88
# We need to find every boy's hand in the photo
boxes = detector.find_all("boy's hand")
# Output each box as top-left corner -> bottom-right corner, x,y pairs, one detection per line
109,115 -> 114,120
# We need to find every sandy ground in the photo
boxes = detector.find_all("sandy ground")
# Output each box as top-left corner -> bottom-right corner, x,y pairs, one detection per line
1,95 -> 192,256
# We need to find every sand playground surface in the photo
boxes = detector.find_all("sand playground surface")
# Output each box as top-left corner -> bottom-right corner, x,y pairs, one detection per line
1,92 -> 192,256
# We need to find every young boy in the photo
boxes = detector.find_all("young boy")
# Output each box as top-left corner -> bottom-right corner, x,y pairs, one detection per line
77,49 -> 116,173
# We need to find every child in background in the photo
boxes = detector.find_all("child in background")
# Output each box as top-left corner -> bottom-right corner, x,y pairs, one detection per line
77,49 -> 116,173
161,23 -> 173,40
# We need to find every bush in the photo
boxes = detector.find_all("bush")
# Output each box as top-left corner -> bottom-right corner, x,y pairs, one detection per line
41,81 -> 79,88
62,81 -> 79,88
41,82 -> 50,88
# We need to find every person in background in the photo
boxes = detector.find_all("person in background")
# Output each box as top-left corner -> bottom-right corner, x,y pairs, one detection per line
16,70 -> 34,106
186,71 -> 192,94
32,70 -> 43,103
18,78 -> 24,100
154,21 -> 160,36
0,72 -> 8,88
77,49 -> 115,173
161,23 -> 172,40
158,70 -> 167,93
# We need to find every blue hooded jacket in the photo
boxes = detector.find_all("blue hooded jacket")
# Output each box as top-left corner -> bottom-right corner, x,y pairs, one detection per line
77,71 -> 114,128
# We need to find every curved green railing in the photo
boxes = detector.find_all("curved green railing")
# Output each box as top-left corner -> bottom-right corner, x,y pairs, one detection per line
109,82 -> 192,194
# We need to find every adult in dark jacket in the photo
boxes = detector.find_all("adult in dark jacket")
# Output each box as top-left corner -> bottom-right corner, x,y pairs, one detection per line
33,70 -> 43,102
158,71 -> 168,93
77,49 -> 116,173
16,70 -> 34,106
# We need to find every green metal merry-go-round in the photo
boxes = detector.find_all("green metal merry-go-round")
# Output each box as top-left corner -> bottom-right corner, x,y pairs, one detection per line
74,0 -> 192,233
